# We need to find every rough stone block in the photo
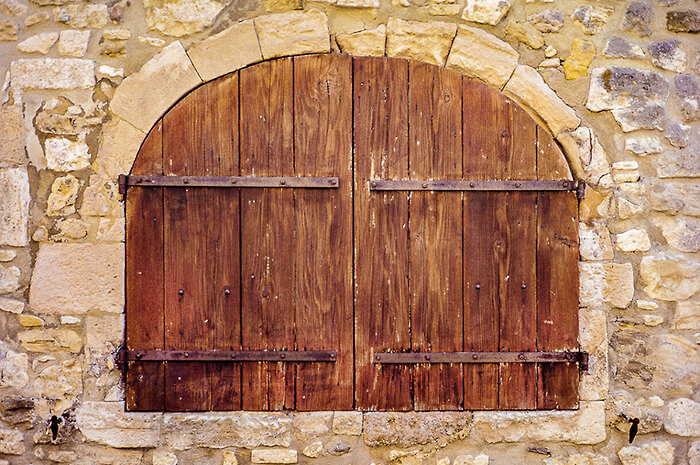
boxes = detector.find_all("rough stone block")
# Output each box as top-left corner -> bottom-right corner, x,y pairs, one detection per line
471,401 -> 605,444
110,41 -> 202,133
386,17 -> 457,66
254,9 -> 329,60
461,0 -> 510,25
0,168 -> 30,246
673,299 -> 699,329
336,25 -> 386,57
640,252 -> 700,301
364,412 -> 472,447
19,328 -> 82,353
618,440 -> 674,465
446,25 -> 518,89
333,411 -> 362,435
587,67 -> 668,113
93,119 -> 146,180
293,412 -> 331,440
10,58 -> 94,89
665,398 -> 700,436
188,20 -> 262,82
143,0 -> 224,37
579,222 -> 614,260
556,127 -> 612,190
76,401 -> 161,448
615,229 -> 651,252
29,243 -> 124,314
579,262 -> 634,308
504,65 -> 580,135
251,449 -> 297,464
0,426 -> 24,454
0,102 -> 24,166
654,216 -> 700,253
0,342 -> 29,388
162,412 -> 292,449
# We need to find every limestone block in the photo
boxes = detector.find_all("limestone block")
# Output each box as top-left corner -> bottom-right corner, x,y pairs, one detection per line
504,65 -> 580,135
0,102 -> 24,166
386,18 -> 457,66
86,314 -> 123,354
544,453 -> 610,465
0,19 -> 17,40
10,58 -> 95,90
579,222 -> 614,260
188,20 -> 262,82
93,119 -> 145,180
580,262 -> 634,308
47,174 -> 81,216
615,229 -> 651,252
153,451 -> 178,465
665,398 -> 700,436
336,25 -> 386,57
556,127 -> 612,190
19,328 -> 82,352
0,343 -> 29,388
689,442 -> 700,465
333,411 -> 362,435
625,136 -> 662,155
251,449 -> 297,464
223,450 -> 238,465
17,32 -> 58,54
506,21 -> 543,49
563,39 -> 595,80
618,440 -> 674,465
337,0 -> 379,7
587,67 -> 668,113
446,25 -> 518,89
110,41 -> 202,133
18,314 -> 43,326
667,10 -> 700,33
162,412 -> 292,449
302,442 -> 322,458
0,0 -> 27,17
53,4 -> 108,28
675,74 -> 700,123
44,137 -> 90,171
32,359 -> 82,399
363,412 -> 471,447
471,401 -> 605,444
0,427 -> 24,455
255,10 -> 329,60
0,296 -> 24,314
30,243 -> 124,314
673,300 -> 699,329
528,9 -> 564,33
579,308 -> 608,401
621,0 -> 653,37
293,412 -> 331,440
76,401 -> 161,448
572,5 -> 613,35
640,252 -> 700,301
648,40 -> 686,73
81,175 -> 122,217
603,37 -> 645,59
144,0 -> 224,37
0,168 -> 30,246
454,455 -> 489,465
0,250 -> 16,261
654,216 -> 700,253
655,148 -> 700,179
461,0 -> 510,25
58,30 -> 91,57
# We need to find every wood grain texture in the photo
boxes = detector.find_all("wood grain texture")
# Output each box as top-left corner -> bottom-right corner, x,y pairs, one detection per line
537,125 -> 579,409
294,54 -> 354,410
240,58 -> 296,411
163,74 -> 240,411
353,56 -> 412,410
409,62 -> 463,410
126,121 -> 164,411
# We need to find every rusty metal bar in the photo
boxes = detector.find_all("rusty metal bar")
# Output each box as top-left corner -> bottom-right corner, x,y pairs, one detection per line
373,351 -> 588,370
118,349 -> 337,363
118,174 -> 339,194
369,179 -> 578,192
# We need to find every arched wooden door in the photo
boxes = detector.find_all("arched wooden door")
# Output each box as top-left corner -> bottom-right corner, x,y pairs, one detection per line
123,54 -> 582,412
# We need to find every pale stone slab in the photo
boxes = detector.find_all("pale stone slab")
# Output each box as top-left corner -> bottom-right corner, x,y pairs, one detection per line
0,342 -> 29,388
76,401 -> 161,448
364,412 -> 472,447
162,412 -> 292,449
665,398 -> 700,436
110,41 -> 202,133
0,102 -> 24,166
93,119 -> 146,180
504,65 -> 580,135
0,296 -> 24,314
387,18 -> 457,66
251,449 -> 297,464
618,440 -> 674,465
144,0 -> 225,37
615,229 -> 651,252
461,0 -> 510,25
29,243 -> 124,314
58,30 -> 91,57
640,252 -> 700,301
544,453 -> 610,465
153,451 -> 178,465
19,328 -> 82,352
446,25 -> 518,89
471,401 -> 605,444
579,222 -> 614,260
580,262 -> 634,308
0,265 -> 20,293
53,3 -> 108,28
188,20 -> 262,82
0,167 -> 30,247
673,300 -> 699,329
293,412 -> 331,440
0,426 -> 25,455
47,174 -> 81,216
587,67 -> 668,113
255,9 -> 329,60
336,25 -> 386,57
16,32 -> 59,54
44,136 -> 90,171
333,411 -> 363,435
10,58 -> 95,89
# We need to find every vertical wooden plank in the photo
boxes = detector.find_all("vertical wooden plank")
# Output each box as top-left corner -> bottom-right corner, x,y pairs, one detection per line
463,79 -> 537,409
240,58 -> 296,411
294,54 -> 354,410
126,121 -> 164,411
163,74 -> 240,411
409,62 -> 463,410
537,126 -> 579,409
354,56 -> 412,410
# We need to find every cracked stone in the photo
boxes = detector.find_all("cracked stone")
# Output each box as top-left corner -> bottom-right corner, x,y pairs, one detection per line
648,39 -> 686,73
527,9 -> 564,33
654,216 -> 700,253
572,5 -> 613,35
603,37 -> 645,59
667,10 -> 699,33
640,252 -> 700,301
506,21 -> 543,49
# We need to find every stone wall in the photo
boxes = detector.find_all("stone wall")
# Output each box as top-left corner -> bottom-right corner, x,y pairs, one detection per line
0,0 -> 698,463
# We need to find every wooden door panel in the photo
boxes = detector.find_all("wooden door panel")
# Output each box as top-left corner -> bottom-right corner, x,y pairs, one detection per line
294,54 -> 354,410
354,56 -> 412,410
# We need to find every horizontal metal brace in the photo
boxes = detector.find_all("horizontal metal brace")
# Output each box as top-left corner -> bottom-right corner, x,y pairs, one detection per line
118,349 -> 337,363
119,174 -> 339,194
369,179 -> 580,192
373,351 -> 588,370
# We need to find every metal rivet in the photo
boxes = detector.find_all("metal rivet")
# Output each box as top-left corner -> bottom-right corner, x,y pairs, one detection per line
472,354 -> 478,360
330,352 -> 337,359
329,179 -> 337,185
425,354 -> 431,361
562,181 -> 569,188
469,182 -> 475,188
518,353 -> 526,360
184,352 -> 189,358
375,354 -> 381,361
178,289 -> 184,296
224,287 -> 231,296
422,183 -> 428,189
183,179 -> 189,184
231,179 -> 237,184
475,283 -> 481,290
521,282 -> 526,289
280,353 -> 286,359
515,182 -> 521,188
371,182 -> 377,188
231,353 -> 236,359
136,352 -> 142,359
280,179 -> 286,185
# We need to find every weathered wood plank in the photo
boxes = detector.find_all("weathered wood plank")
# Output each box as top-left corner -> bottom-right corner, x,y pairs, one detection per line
294,54 -> 354,410
240,58 -> 296,411
409,61 -> 463,410
353,56 -> 412,410
126,121 -> 164,411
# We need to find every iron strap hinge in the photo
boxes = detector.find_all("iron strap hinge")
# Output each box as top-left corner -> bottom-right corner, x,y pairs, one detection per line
369,179 -> 586,195
117,349 -> 337,367
118,174 -> 340,194
373,351 -> 589,371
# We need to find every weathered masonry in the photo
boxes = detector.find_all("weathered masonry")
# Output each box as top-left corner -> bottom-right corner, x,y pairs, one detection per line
122,54 -> 584,412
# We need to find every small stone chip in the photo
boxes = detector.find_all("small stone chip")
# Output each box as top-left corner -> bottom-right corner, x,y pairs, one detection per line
251,449 -> 298,464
